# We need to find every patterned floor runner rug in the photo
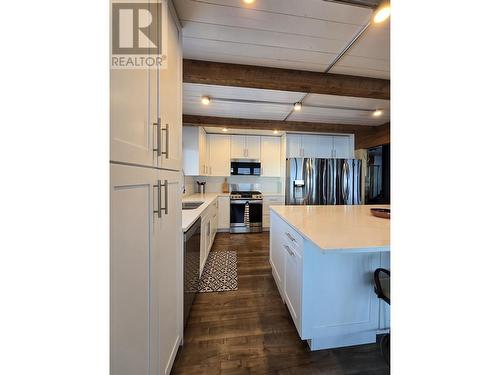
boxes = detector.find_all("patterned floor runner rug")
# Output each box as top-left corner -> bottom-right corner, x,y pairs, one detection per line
199,251 -> 238,292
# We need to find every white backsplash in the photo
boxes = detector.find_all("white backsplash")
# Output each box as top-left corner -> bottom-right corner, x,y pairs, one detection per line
183,176 -> 196,196
188,176 -> 283,194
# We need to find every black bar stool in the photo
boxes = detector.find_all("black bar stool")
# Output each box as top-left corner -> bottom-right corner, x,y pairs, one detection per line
374,268 -> 390,365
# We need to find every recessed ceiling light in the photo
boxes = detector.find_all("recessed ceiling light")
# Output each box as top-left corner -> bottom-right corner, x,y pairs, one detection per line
273,130 -> 278,134
373,5 -> 390,23
201,96 -> 211,105
222,128 -> 228,132
373,109 -> 383,117
243,0 -> 255,4
293,102 -> 302,111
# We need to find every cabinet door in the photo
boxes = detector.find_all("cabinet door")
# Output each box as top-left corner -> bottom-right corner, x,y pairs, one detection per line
230,135 -> 247,159
199,128 -> 207,175
284,243 -> 302,324
333,135 -> 353,159
182,127 -> 201,176
270,213 -> 285,291
217,196 -> 230,229
200,215 -> 211,275
111,164 -> 156,375
153,170 -> 182,375
110,65 -> 156,167
317,136 -> 334,158
261,136 -> 281,176
208,135 -> 230,176
158,3 -> 182,171
301,135 -> 318,158
286,134 -> 302,158
245,136 -> 261,160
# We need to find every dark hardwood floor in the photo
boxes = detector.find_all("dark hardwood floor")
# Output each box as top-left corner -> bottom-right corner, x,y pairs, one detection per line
172,232 -> 389,375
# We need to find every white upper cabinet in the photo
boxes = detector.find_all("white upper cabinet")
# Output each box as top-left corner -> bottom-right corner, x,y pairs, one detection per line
245,136 -> 261,160
333,135 -> 354,159
260,136 -> 281,177
183,127 -> 208,176
301,135 -> 317,158
207,134 -> 230,176
157,3 -> 183,171
111,2 -> 182,171
110,63 -> 154,167
230,135 -> 247,159
230,135 -> 261,160
286,134 -> 354,159
316,136 -> 334,158
286,134 -> 302,158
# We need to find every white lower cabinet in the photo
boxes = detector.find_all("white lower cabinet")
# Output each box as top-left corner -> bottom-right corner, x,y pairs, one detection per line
263,195 -> 284,228
111,164 -> 182,375
269,211 -> 386,350
283,241 -> 302,330
217,196 -> 230,230
200,199 -> 219,275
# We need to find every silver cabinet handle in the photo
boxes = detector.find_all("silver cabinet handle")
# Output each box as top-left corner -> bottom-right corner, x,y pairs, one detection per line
153,179 -> 162,218
161,123 -> 169,159
284,244 -> 294,256
163,180 -> 168,215
285,232 -> 296,242
210,166 -> 212,175
153,118 -> 161,157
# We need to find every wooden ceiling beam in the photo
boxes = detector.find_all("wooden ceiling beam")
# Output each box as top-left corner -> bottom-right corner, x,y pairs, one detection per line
354,122 -> 390,149
322,0 -> 382,9
183,114 -> 376,135
183,59 -> 390,100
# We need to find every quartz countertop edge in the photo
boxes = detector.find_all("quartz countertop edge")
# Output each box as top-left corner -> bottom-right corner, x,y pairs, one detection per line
270,205 -> 390,253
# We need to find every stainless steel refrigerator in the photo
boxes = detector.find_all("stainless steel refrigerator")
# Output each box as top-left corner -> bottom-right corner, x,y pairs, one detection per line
285,158 -> 362,205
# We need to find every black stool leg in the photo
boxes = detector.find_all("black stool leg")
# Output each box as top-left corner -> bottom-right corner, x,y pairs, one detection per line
380,333 -> 390,366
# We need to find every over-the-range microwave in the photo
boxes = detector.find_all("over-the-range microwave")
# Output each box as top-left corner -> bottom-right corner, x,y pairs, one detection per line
230,159 -> 261,176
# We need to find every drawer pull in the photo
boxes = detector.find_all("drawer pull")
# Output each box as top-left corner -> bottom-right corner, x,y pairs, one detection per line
285,232 -> 296,242
284,245 -> 294,256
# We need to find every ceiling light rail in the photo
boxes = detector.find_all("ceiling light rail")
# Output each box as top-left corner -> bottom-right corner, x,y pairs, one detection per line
202,96 -> 384,113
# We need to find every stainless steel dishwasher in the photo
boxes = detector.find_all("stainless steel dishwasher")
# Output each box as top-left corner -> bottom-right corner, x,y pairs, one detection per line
183,217 -> 201,327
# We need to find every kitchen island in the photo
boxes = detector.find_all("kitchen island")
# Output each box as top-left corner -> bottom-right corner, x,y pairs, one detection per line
269,205 -> 390,350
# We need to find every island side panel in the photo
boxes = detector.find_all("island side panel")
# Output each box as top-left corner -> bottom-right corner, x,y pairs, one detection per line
302,241 -> 383,350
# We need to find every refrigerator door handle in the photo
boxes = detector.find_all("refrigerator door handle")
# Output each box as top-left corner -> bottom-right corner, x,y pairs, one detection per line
345,161 -> 350,202
342,161 -> 350,203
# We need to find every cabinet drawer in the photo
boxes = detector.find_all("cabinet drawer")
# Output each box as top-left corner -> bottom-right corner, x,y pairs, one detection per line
280,223 -> 304,255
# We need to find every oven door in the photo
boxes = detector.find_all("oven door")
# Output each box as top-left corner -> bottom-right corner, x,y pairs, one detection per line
230,199 -> 263,233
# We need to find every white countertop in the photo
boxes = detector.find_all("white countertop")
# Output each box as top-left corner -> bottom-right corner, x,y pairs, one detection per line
270,205 -> 390,252
181,193 -> 221,232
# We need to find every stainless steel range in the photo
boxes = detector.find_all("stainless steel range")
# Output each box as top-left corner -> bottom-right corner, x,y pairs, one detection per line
230,186 -> 263,233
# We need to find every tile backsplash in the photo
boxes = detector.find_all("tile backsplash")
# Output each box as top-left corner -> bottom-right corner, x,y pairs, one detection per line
187,176 -> 283,194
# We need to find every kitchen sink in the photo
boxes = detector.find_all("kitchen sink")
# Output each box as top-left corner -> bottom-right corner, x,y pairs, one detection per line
182,201 -> 204,210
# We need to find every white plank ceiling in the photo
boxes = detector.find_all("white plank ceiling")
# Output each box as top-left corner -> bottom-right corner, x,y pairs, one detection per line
184,83 -> 390,126
176,0 -> 390,127
173,0 -> 390,79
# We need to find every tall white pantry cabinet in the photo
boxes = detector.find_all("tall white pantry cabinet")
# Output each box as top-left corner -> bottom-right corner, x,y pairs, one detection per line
110,2 -> 183,375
